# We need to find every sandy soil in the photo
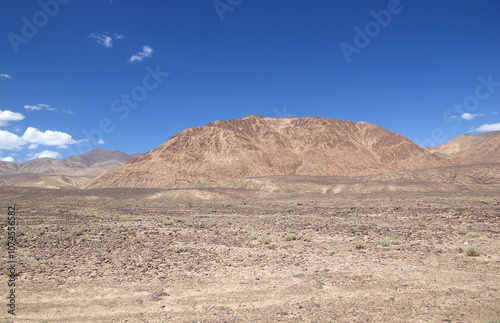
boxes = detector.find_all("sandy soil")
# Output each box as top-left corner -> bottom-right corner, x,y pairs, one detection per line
1,186 -> 499,322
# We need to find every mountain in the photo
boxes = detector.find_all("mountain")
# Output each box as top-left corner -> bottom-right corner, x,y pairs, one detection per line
451,135 -> 500,165
64,148 -> 137,169
88,115 -> 450,188
424,131 -> 500,158
0,148 -> 142,188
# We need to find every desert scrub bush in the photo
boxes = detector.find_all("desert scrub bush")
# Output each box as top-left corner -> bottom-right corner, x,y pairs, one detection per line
248,234 -> 258,241
17,225 -> 30,236
2,264 -> 24,277
355,241 -> 365,249
258,235 -> 272,245
465,245 -> 482,257
163,217 -> 174,226
390,235 -> 402,245
417,220 -> 426,227
467,231 -> 479,238
32,228 -> 45,236
186,261 -> 195,270
285,233 -> 298,241
378,238 -> 390,247
174,246 -> 189,253
61,228 -> 84,240
456,226 -> 469,235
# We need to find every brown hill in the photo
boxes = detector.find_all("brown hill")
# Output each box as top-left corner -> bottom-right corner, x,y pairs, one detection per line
88,115 -> 450,188
424,131 -> 500,158
451,135 -> 500,165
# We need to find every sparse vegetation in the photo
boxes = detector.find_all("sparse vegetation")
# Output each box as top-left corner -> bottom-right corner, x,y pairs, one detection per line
378,238 -> 390,247
174,246 -> 189,253
467,231 -> 479,238
390,235 -> 402,245
4,185 -> 500,322
163,217 -> 174,225
186,261 -> 195,270
456,226 -> 469,235
32,228 -> 46,237
17,225 -> 30,236
62,228 -> 84,240
249,234 -> 258,241
355,241 -> 365,249
465,245 -> 482,257
434,222 -> 446,231
403,223 -> 413,229
2,264 -> 24,277
310,215 -> 322,222
258,235 -> 272,245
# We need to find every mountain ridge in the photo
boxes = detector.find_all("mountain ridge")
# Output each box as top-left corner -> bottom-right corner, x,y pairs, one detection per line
424,131 -> 500,158
0,148 -> 141,176
88,115 -> 451,188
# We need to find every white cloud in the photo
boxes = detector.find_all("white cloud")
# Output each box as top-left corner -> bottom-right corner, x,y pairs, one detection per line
98,139 -> 105,145
0,110 -> 25,126
88,32 -> 124,48
32,150 -> 62,159
21,127 -> 79,148
492,111 -> 499,116
24,103 -> 55,111
0,130 -> 25,150
0,156 -> 14,162
129,45 -> 153,62
475,123 -> 500,132
461,113 -> 483,121
0,74 -> 12,80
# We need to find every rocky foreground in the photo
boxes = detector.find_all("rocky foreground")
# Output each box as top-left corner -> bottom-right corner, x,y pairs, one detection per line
1,186 -> 499,322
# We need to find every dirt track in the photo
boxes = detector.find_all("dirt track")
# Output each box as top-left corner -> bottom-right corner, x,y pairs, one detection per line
1,186 -> 500,322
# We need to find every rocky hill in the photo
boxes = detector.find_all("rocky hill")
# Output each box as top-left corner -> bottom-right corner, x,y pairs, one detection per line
88,115 -> 450,188
424,131 -> 500,158
451,135 -> 500,165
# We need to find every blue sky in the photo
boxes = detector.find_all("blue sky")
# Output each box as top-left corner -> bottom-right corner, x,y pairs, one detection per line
1,0 -> 499,162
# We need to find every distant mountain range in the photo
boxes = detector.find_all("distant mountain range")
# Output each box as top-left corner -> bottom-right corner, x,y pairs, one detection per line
0,148 -> 141,188
2,116 -> 499,190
